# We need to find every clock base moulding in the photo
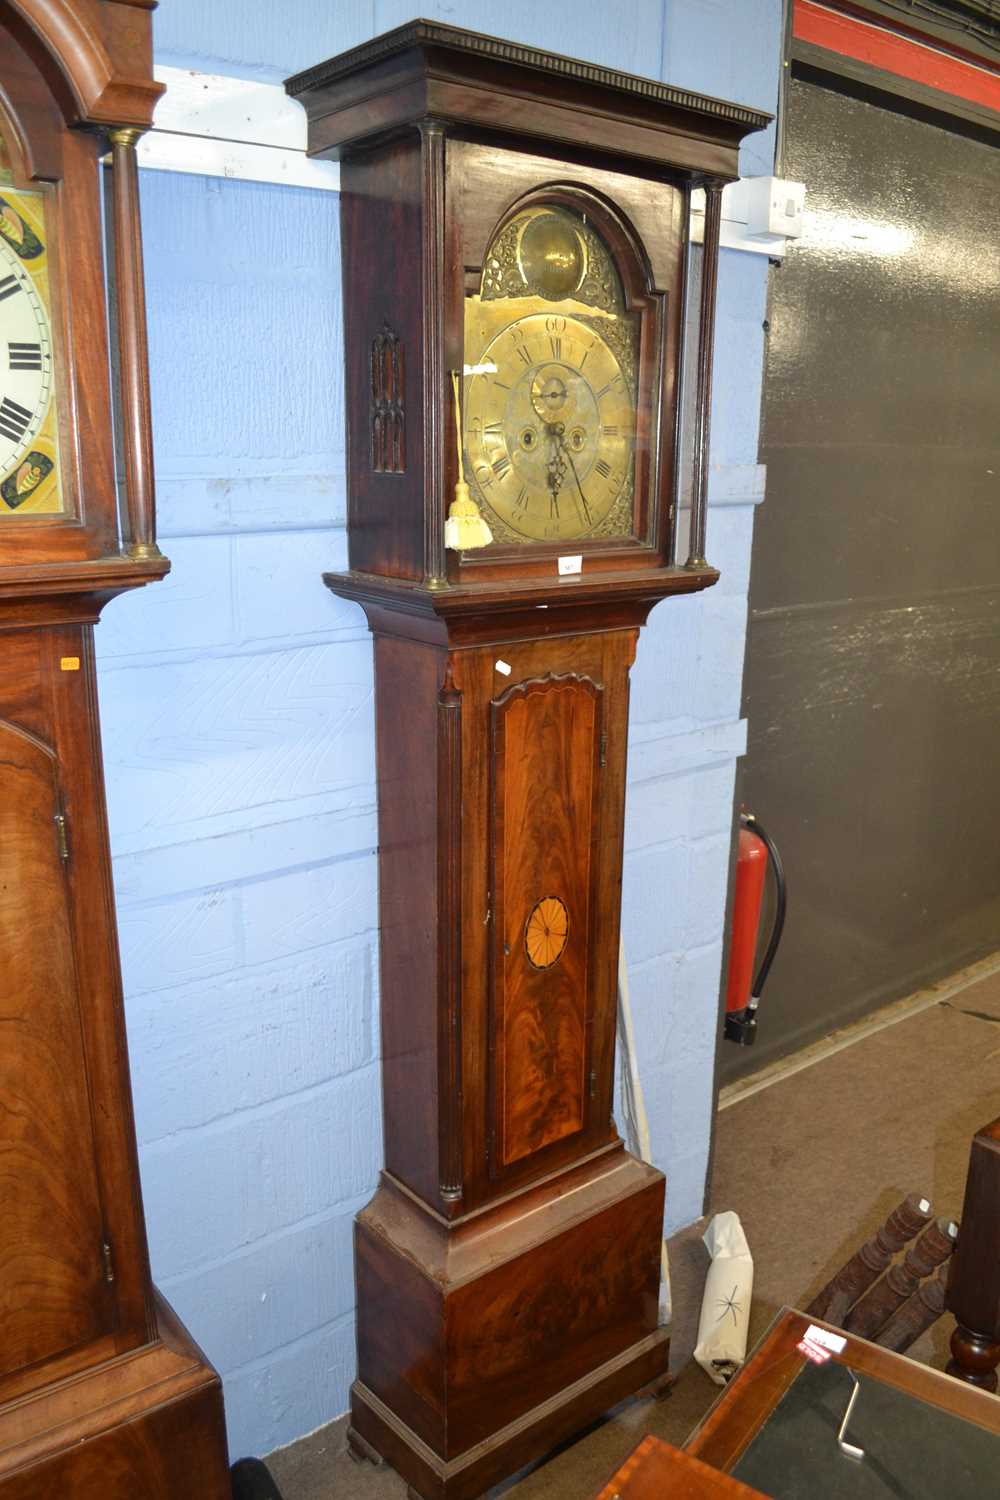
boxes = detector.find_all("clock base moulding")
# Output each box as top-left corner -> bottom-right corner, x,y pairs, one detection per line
348,1152 -> 670,1500
0,1294 -> 229,1500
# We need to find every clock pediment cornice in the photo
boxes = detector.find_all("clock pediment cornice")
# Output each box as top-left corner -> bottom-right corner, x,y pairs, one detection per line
3,0 -> 163,130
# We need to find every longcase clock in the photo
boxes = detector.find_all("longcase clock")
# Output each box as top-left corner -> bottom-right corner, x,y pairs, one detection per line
0,4 -> 232,1496
288,25 -> 768,1500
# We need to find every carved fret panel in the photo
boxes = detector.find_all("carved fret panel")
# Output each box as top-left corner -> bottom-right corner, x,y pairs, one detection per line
370,323 -> 405,474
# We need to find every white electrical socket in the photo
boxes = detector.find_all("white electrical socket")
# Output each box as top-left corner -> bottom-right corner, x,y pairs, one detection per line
744,176 -> 806,240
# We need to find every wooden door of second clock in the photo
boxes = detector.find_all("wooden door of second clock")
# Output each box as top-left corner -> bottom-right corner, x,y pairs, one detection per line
0,717 -> 112,1379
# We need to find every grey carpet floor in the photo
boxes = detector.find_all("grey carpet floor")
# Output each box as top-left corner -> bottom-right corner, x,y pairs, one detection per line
266,967 -> 1000,1498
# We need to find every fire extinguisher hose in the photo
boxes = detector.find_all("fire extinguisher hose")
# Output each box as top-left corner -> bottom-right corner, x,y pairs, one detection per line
744,812 -> 786,1004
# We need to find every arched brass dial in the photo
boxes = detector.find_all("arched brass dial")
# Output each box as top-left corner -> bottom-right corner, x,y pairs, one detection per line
464,311 -> 634,543
465,202 -> 639,545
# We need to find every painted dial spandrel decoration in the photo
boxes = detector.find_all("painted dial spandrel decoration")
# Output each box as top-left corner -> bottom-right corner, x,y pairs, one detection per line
464,204 -> 638,545
0,145 -> 64,518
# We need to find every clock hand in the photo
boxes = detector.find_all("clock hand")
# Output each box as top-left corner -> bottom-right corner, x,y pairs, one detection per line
555,430 -> 593,527
545,427 -> 566,517
547,422 -> 592,527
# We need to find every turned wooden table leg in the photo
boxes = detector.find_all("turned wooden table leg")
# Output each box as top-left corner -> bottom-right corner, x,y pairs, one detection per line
806,1193 -> 932,1325
948,1324 -> 1000,1391
946,1116 -> 1000,1392
845,1217 -> 957,1339
877,1264 -> 949,1353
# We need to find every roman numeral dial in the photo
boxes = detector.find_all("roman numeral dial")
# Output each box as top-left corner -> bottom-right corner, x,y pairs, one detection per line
9,342 -> 42,371
463,310 -> 635,544
0,187 -> 61,515
0,396 -> 32,443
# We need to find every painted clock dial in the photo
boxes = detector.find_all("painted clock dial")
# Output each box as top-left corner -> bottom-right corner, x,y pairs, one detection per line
463,204 -> 639,544
0,172 -> 62,516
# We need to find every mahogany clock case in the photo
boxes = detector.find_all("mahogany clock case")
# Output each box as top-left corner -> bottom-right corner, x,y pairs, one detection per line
0,3 -> 231,1496
290,24 -> 769,1500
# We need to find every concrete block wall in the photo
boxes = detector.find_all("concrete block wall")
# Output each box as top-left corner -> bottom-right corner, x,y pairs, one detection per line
95,0 -> 782,1459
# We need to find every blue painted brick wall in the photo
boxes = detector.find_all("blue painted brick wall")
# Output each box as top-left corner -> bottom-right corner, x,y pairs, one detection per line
94,0 -> 782,1458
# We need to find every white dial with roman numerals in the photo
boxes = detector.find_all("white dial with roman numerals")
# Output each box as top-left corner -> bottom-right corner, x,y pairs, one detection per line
0,231 -> 53,482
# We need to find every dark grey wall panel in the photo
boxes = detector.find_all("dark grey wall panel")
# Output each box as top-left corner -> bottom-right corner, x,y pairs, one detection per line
729,76 -> 1000,1075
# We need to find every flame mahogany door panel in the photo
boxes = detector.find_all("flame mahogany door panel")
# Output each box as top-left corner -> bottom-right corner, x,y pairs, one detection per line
453,630 -> 635,1213
0,717 -> 112,1378
490,672 -> 604,1176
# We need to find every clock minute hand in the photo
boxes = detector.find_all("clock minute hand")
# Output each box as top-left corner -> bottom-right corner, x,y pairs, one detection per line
554,429 -> 593,527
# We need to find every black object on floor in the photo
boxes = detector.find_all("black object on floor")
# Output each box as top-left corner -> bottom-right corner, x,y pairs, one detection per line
231,1457 -> 285,1499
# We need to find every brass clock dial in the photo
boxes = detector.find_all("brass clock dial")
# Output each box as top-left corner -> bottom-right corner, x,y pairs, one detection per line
0,176 -> 63,517
464,204 -> 639,545
465,312 -> 634,543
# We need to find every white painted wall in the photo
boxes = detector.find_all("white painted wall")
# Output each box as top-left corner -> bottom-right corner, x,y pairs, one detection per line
96,0 -> 783,1459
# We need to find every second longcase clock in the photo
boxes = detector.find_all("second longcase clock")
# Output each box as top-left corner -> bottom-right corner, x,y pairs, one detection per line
0,4 -> 234,1496
289,24 -> 768,1500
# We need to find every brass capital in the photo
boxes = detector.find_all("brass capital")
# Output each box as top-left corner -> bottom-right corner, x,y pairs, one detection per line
108,127 -> 146,151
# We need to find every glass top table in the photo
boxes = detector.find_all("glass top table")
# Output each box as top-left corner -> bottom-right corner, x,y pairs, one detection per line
686,1309 -> 1000,1499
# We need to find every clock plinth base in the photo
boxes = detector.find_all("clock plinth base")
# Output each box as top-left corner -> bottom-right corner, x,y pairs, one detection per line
353,1147 -> 669,1500
0,1292 -> 230,1500
350,1333 -> 670,1500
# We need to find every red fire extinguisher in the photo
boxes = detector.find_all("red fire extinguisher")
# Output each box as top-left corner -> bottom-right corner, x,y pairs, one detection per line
724,812 -> 786,1045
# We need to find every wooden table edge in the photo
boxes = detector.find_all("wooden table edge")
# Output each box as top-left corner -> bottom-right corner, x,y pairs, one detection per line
685,1305 -> 1000,1474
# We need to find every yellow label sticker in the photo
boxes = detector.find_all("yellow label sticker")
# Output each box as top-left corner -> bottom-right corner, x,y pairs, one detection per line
60,657 -> 81,672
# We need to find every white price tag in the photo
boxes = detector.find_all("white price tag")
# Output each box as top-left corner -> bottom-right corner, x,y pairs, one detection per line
495,659 -> 512,676
803,1325 -> 846,1354
558,554 -> 582,576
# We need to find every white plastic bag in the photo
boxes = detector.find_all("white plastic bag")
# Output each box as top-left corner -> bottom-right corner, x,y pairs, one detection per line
693,1210 -> 754,1385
